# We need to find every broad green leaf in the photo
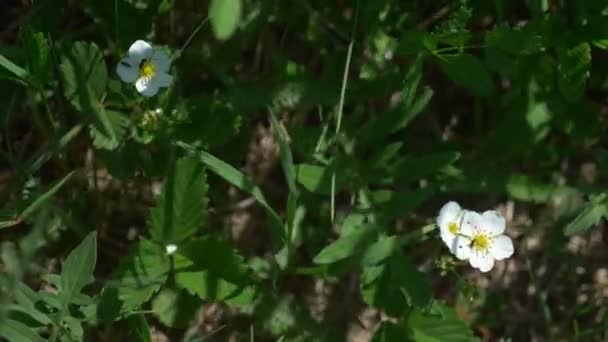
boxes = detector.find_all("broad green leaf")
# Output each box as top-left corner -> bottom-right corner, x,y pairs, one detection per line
59,41 -> 107,112
97,240 -> 170,321
12,282 -> 53,325
557,43 -> 591,101
295,158 -> 357,195
361,255 -> 431,316
149,156 -> 208,244
59,231 -> 97,304
408,302 -> 477,342
439,54 -> 494,97
485,26 -> 542,55
564,194 -> 608,236
152,288 -> 201,329
0,318 -> 45,342
371,321 -> 410,342
90,110 -> 130,150
176,142 -> 284,241
361,235 -> 400,266
174,238 -> 255,305
313,225 -> 378,264
209,0 -> 242,40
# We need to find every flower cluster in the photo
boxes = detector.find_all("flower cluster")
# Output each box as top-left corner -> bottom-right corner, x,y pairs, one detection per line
437,202 -> 514,272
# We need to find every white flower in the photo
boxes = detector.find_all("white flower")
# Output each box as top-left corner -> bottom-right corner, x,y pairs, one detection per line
116,40 -> 173,97
436,201 -> 470,260
165,244 -> 178,255
456,210 -> 514,272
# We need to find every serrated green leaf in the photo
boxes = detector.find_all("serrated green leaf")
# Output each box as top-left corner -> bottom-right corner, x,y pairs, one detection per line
313,225 -> 378,264
408,302 -> 477,342
0,318 -> 45,342
209,0 -> 242,40
485,26 -> 542,55
149,156 -> 208,244
439,54 -> 494,97
176,142 -> 284,242
60,41 -> 107,111
557,43 -> 591,101
90,110 -> 130,150
174,238 -> 255,305
152,288 -> 201,329
59,231 -> 97,305
97,240 -> 170,321
361,235 -> 400,266
564,194 -> 608,236
361,255 -> 432,316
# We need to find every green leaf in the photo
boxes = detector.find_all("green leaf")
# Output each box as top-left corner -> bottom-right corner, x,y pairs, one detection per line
97,240 -> 170,321
439,54 -> 494,97
371,189 -> 435,219
557,43 -> 591,101
361,255 -> 432,316
408,302 -> 477,342
0,54 -> 29,82
485,26 -> 542,55
149,156 -> 208,244
371,321 -> 410,342
127,315 -> 152,342
361,235 -> 400,266
564,194 -> 608,236
209,0 -> 242,40
12,282 -> 53,325
313,225 -> 378,264
295,158 -> 356,195
59,231 -> 97,304
174,237 -> 255,305
89,110 -> 130,150
392,152 -> 461,184
176,142 -> 284,241
270,111 -> 297,196
21,28 -> 50,84
152,288 -> 201,329
59,41 -> 107,111
177,96 -> 242,148
0,318 -> 45,342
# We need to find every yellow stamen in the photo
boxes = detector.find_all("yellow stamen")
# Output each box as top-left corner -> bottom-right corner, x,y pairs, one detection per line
448,222 -> 459,234
472,233 -> 490,251
140,60 -> 155,78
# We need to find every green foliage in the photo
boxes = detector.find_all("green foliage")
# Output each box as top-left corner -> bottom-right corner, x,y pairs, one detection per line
2,0 -> 608,340
149,156 -> 208,244
209,0 -> 242,41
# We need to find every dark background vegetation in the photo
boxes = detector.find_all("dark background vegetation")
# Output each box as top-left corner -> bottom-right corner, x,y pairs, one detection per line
1,0 -> 608,341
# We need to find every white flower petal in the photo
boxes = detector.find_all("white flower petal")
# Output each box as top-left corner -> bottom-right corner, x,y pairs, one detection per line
165,244 -> 178,255
437,201 -> 461,229
459,210 -> 479,237
153,72 -> 173,88
116,57 -> 139,83
440,227 -> 456,249
151,49 -> 171,72
481,210 -> 506,236
129,40 -> 153,62
489,235 -> 514,260
469,251 -> 494,272
451,235 -> 472,260
136,77 -> 160,97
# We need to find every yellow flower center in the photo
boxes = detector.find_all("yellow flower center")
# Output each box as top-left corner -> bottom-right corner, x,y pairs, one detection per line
140,60 -> 155,78
448,222 -> 459,234
472,233 -> 490,251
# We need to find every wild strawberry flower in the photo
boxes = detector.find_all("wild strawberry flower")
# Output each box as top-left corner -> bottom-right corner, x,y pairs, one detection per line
116,40 -> 173,97
436,201 -> 471,260
437,202 -> 514,272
